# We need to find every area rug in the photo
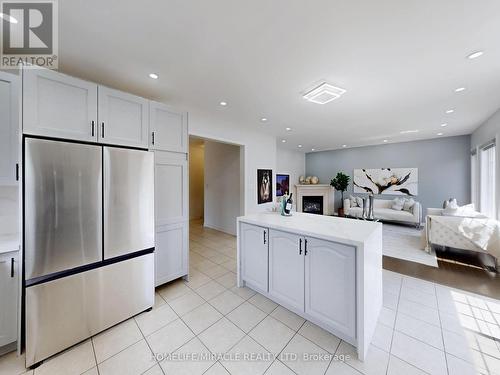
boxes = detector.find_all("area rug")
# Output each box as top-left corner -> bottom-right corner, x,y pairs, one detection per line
383,223 -> 438,267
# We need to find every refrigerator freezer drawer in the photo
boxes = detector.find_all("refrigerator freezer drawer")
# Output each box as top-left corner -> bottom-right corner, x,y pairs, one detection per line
24,138 -> 103,280
25,253 -> 154,367
104,147 -> 155,259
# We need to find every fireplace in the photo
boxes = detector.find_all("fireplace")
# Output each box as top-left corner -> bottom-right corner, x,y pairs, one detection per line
295,184 -> 333,216
303,196 -> 324,215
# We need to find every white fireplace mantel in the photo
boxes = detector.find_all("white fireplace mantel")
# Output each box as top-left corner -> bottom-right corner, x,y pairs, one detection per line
295,184 -> 334,215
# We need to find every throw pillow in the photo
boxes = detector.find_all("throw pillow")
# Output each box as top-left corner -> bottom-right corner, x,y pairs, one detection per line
349,195 -> 359,207
391,197 -> 405,211
442,200 -> 459,216
403,198 -> 415,213
356,196 -> 364,208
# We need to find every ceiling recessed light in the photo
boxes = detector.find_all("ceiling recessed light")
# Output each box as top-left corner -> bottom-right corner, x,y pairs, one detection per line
455,87 -> 466,92
383,140 -> 388,143
285,127 -> 292,131
437,132 -> 444,136
0,12 -> 18,24
400,130 -> 419,134
467,51 -> 484,59
281,139 -> 286,143
311,148 -> 315,151
342,144 -> 347,148
219,101 -> 227,106
303,82 -> 346,104
148,73 -> 159,79
446,109 -> 454,114
260,117 -> 268,122
441,123 -> 448,127
298,145 -> 303,148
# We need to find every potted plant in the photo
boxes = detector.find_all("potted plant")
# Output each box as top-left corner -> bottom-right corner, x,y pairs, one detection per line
330,172 -> 350,216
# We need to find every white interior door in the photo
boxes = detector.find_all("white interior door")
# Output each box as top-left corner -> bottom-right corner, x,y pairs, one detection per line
98,86 -> 149,148
268,229 -> 304,312
240,223 -> 268,293
22,68 -> 97,142
305,237 -> 356,338
150,101 -> 187,153
0,72 -> 19,185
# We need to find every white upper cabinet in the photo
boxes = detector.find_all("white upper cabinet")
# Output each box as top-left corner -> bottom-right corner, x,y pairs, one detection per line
268,229 -> 304,312
240,223 -> 268,293
149,102 -> 187,153
23,68 -> 98,142
97,86 -> 149,148
0,72 -> 19,185
305,237 -> 356,338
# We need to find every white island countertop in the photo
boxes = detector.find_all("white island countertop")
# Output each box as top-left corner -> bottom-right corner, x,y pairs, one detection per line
238,211 -> 381,247
0,233 -> 19,255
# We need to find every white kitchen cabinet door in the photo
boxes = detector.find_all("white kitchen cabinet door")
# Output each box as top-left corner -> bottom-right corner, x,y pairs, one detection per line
98,86 -> 149,148
23,68 -> 98,142
305,237 -> 356,339
0,251 -> 18,347
154,151 -> 188,226
240,223 -> 268,293
155,222 -> 188,286
268,230 -> 304,312
0,72 -> 19,185
150,102 -> 188,153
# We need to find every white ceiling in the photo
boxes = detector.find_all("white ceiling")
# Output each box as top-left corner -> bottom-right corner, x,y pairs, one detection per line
59,0 -> 500,152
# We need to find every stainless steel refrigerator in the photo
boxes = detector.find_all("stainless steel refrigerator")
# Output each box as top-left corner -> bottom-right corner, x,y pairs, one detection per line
23,137 -> 155,367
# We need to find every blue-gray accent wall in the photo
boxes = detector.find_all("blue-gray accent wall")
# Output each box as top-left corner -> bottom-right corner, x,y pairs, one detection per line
305,135 -> 471,214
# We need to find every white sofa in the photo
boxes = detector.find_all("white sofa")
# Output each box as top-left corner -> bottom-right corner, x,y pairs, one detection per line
344,198 -> 422,227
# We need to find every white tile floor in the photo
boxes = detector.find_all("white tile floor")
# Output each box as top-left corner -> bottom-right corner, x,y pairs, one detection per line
3,221 -> 500,375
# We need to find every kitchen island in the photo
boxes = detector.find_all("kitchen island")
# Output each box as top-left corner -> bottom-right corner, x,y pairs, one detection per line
236,212 -> 382,361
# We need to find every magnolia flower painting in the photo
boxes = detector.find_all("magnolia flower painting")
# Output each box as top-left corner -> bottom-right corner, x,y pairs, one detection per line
353,168 -> 418,196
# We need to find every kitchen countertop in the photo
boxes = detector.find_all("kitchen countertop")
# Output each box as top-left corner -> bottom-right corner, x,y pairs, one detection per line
0,233 -> 20,254
238,211 -> 381,247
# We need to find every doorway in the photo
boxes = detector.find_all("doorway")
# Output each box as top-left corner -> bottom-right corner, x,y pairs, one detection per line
189,136 -> 243,236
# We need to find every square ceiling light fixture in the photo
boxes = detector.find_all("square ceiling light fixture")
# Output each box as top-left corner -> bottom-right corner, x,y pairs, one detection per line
303,82 -> 346,104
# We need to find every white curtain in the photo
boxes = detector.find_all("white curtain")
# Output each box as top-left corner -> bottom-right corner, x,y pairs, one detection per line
471,150 -> 478,208
480,143 -> 496,218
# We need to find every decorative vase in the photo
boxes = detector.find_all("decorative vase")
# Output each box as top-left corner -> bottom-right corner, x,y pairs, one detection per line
368,195 -> 374,220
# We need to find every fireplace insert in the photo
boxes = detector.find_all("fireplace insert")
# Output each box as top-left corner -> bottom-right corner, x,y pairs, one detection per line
303,196 -> 323,215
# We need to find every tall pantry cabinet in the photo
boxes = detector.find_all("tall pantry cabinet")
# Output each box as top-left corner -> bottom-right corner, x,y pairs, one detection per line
149,102 -> 189,285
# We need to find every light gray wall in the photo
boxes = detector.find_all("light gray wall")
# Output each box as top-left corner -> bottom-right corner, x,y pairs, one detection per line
305,135 -> 471,214
204,140 -> 241,235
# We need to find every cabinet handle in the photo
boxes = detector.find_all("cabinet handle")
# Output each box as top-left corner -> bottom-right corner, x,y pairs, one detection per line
152,131 -> 155,145
10,258 -> 14,277
304,239 -> 308,256
15,163 -> 19,181
263,230 -> 267,244
299,238 -> 302,255
101,122 -> 105,138
91,120 -> 95,137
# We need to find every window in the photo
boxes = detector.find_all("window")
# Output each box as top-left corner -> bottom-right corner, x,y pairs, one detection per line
479,142 -> 496,218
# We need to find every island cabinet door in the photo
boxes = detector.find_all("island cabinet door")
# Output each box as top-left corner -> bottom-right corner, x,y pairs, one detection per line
240,223 -> 269,293
268,229 -> 304,312
304,237 -> 356,339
